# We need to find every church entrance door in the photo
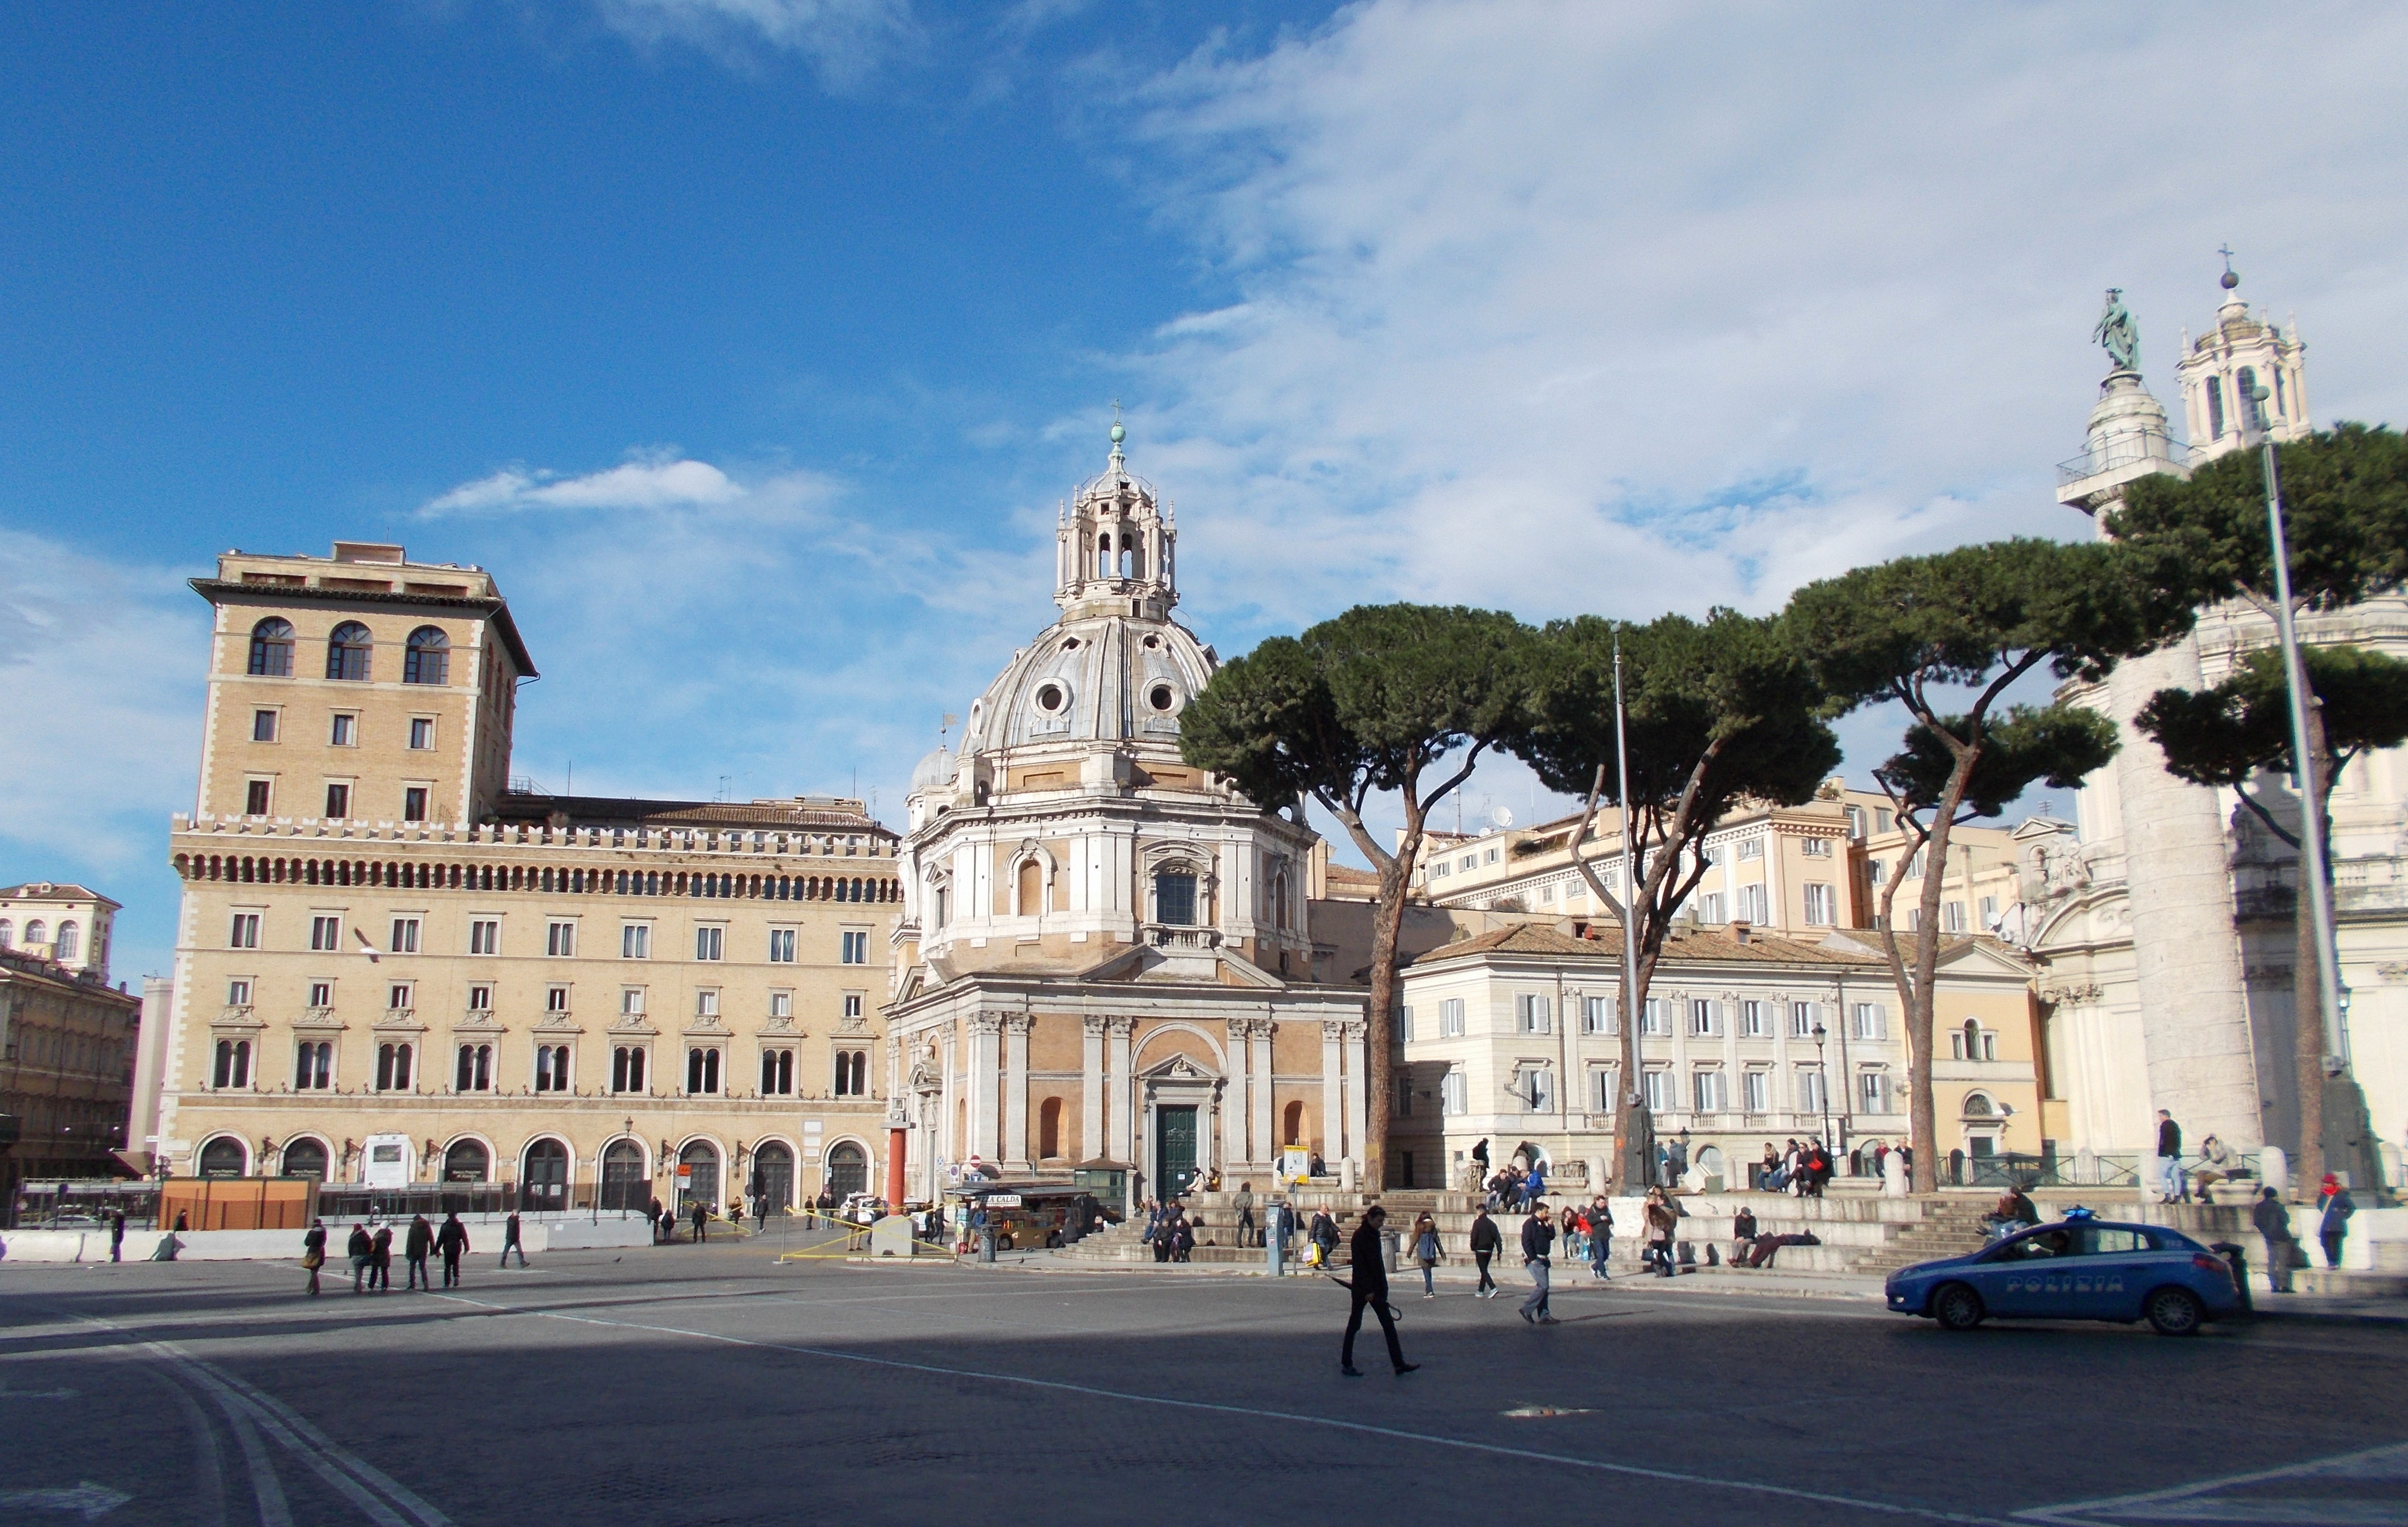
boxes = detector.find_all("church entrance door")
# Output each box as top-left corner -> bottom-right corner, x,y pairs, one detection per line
1155,1106 -> 1199,1198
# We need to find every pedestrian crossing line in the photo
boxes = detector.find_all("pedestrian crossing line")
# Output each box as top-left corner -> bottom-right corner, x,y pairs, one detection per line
430,1292 -> 2019,1526
2014,1440 -> 2408,1526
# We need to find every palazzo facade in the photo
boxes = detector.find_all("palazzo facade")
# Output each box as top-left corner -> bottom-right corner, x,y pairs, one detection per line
884,429 -> 1370,1203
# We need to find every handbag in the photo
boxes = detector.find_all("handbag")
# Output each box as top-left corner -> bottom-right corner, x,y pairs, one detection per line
300,1249 -> 324,1271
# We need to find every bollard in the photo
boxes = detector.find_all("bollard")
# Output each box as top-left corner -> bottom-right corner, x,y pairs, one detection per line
979,1228 -> 996,1264
2212,1242 -> 2253,1315
1268,1228 -> 1284,1278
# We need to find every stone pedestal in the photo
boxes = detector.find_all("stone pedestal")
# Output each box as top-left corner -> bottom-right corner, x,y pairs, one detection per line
1881,1151 -> 1908,1197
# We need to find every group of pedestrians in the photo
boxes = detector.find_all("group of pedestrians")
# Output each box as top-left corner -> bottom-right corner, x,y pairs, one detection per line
647,1196 -> 713,1244
1139,1199 -> 1199,1262
1758,1139 -> 1836,1195
299,1210 -> 503,1295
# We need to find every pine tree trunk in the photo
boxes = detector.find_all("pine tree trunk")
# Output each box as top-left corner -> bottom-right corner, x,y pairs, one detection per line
2291,699 -> 2336,1193
1363,858 -> 1406,1190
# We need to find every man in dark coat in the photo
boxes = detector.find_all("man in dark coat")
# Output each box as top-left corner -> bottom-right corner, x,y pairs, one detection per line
1468,1206 -> 1502,1297
436,1212 -> 470,1287
1339,1205 -> 1415,1377
501,1211 -> 527,1268
347,1223 -> 373,1294
1519,1202 -> 1559,1323
404,1215 -> 436,1291
692,1200 -> 708,1243
2252,1187 -> 2298,1293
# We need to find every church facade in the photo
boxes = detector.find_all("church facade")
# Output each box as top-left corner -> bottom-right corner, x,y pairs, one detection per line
883,428 -> 1370,1204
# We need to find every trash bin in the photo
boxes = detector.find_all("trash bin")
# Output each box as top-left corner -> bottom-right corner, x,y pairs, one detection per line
979,1228 -> 997,1264
1379,1227 -> 1400,1273
2211,1241 -> 2252,1315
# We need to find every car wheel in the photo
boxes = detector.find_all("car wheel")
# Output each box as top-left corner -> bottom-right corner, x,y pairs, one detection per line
997,1235 -> 1015,1251
2145,1286 -> 2204,1337
1933,1282 -> 1985,1331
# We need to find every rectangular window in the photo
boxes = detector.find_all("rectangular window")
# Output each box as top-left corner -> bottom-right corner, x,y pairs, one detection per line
1978,894 -> 1999,928
841,930 -> 869,965
695,925 -> 724,962
1641,998 -> 1675,1037
330,713 -> 356,747
843,994 -> 863,1020
307,980 -> 333,1008
1743,1069 -> 1771,1113
768,928 -> 796,963
245,779 -> 273,815
1399,1005 -> 1414,1043
1738,838 -> 1764,861
1789,1001 -> 1820,1039
229,913 -> 260,950
1736,883 -> 1768,923
1741,1000 -> 1771,1038
324,783 -> 350,819
1582,995 -> 1614,1035
546,986 -> 569,1012
252,709 -> 279,742
1693,1069 -> 1727,1112
1797,1066 -> 1827,1115
1981,1031 -> 1996,1061
1688,999 -> 1720,1038
621,923 -> 650,960
1699,892 -> 1725,924
1516,993 -> 1551,1034
226,978 -> 253,1007
467,983 -> 492,1011
402,787 -> 429,823
1519,1067 -> 1553,1112
468,918 -> 500,955
1851,1002 -> 1886,1041
390,917 -> 420,954
1428,861 -> 1449,878
769,990 -> 792,1019
1942,900 -> 1966,933
621,988 -> 645,1016
696,989 -> 719,1017
1441,1069 -> 1466,1115
1802,838 -> 1832,857
1845,805 -> 1866,838
387,982 -> 412,1011
1591,1067 -> 1618,1114
1859,1070 -> 1893,1114
310,915 -> 341,952
1803,883 -> 1836,926
1642,1068 -> 1672,1114
408,717 -> 435,750
546,921 -> 576,958
1440,997 -> 1465,1037
1868,860 -> 1887,885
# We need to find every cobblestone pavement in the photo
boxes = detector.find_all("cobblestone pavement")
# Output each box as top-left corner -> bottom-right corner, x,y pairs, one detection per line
2,1247 -> 2403,1526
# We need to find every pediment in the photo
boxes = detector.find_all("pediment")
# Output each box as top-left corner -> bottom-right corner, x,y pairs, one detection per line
1136,1050 -> 1222,1083
1080,943 -> 1287,989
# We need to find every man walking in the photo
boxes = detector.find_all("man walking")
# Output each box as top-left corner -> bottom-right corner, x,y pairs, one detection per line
404,1214 -> 435,1291
348,1223 -> 373,1294
1339,1205 -> 1416,1377
2155,1110 -> 2185,1203
1588,1196 -> 1613,1281
500,1210 -> 527,1268
370,1221 -> 394,1291
1519,1202 -> 1558,1324
109,1210 -> 126,1263
2252,1187 -> 2298,1293
2316,1174 -> 2356,1269
436,1212 -> 470,1287
1469,1205 -> 1501,1297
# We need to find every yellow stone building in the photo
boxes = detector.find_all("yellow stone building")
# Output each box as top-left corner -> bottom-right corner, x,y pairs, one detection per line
157,542 -> 900,1212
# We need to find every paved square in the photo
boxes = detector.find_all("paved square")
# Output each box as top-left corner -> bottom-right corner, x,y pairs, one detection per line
3,1249 -> 2403,1526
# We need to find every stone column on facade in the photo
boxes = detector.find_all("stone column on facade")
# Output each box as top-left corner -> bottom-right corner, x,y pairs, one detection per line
1250,1017 -> 1276,1165
1321,1021 -> 1346,1162
1081,1015 -> 1106,1162
970,1011 -> 1004,1165
2103,641 -> 2265,1147
1343,1020 -> 1369,1173
1106,1016 -> 1134,1164
1223,1018 -> 1251,1169
1002,1013 -> 1032,1171
939,1027 -> 958,1176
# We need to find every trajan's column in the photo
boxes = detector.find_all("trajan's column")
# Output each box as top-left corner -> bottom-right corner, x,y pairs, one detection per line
2054,288 -> 2264,1150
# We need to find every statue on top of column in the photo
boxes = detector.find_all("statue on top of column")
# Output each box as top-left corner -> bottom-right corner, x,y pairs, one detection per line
2093,288 -> 2140,375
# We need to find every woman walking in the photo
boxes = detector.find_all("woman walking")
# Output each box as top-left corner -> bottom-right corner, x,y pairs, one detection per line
300,1220 -> 327,1296
1413,1213 -> 1442,1298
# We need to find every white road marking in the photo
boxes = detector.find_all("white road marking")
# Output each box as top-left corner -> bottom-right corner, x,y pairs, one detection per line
2018,1440 -> 2408,1526
0,1482 -> 134,1519
432,1291 -> 2017,1526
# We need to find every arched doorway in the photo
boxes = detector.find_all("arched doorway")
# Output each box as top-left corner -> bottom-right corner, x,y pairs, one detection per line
826,1142 -> 868,1200
197,1136 -> 247,1178
1282,1101 -> 1305,1148
1695,1145 -> 1727,1193
601,1140 -> 648,1212
751,1142 -> 793,1214
522,1138 -> 570,1210
280,1137 -> 329,1181
678,1140 -> 720,1212
443,1140 -> 490,1183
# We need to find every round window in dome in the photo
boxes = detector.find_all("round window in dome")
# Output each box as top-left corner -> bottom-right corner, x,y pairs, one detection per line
1142,635 -> 1161,650
1148,683 -> 1177,713
1062,637 -> 1080,650
1035,683 -> 1067,714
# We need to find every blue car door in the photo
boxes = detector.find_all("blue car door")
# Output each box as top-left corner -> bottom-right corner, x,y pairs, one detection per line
1983,1227 -> 2077,1316
2066,1225 -> 2151,1319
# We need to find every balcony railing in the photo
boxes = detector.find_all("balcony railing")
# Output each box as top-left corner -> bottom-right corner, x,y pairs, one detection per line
2055,427 -> 2192,488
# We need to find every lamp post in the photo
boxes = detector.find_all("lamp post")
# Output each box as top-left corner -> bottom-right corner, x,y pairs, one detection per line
2247,379 -> 2351,1075
1811,1023 -> 1834,1156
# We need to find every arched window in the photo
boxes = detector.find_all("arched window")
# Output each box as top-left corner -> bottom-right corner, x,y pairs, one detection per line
687,1046 -> 722,1095
1154,869 -> 1198,926
25,920 -> 45,946
1283,1100 -> 1305,1147
444,1140 -> 491,1183
2206,376 -> 2226,440
280,1137 -> 329,1181
248,618 -> 295,676
403,626 -> 449,685
826,1141 -> 868,1198
1016,858 -> 1042,916
326,622 -> 372,681
197,1136 -> 248,1178
751,1141 -> 793,1212
1038,1097 -> 1064,1160
601,1139 -> 648,1211
53,921 -> 78,961
522,1138 -> 570,1207
2236,366 -> 2260,432
212,1038 -> 251,1089
1097,533 -> 1113,578
0,920 -> 13,949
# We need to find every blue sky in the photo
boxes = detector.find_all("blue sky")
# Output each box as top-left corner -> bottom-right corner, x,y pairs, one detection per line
5,2 -> 2406,983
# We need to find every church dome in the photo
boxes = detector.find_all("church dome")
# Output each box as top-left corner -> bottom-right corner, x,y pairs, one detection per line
960,612 -> 1216,755
909,744 -> 958,795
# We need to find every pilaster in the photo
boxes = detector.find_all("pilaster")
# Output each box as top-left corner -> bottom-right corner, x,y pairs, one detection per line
1081,1015 -> 1106,1161
1249,1017 -> 1275,1163
1106,1016 -> 1134,1164
1342,1018 -> 1369,1166
970,1010 -> 1004,1164
1223,1017 -> 1251,1167
1321,1019 -> 1345,1161
1002,1012 -> 1032,1170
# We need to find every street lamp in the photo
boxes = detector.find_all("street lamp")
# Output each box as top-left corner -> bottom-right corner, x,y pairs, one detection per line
1811,1023 -> 1834,1155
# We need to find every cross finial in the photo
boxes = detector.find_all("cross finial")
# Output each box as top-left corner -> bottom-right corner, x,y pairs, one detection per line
2218,244 -> 2240,291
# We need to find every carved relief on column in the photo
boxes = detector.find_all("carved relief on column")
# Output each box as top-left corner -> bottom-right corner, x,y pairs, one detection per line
1081,1015 -> 1107,1163
1001,1013 -> 1033,1170
1224,1017 -> 1252,1167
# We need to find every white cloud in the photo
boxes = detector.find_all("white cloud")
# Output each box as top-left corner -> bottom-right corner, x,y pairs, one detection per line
592,0 -> 916,82
422,453 -> 754,514
1101,1 -> 2408,636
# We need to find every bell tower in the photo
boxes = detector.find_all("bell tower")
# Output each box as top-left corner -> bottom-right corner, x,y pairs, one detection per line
1055,417 -> 1177,621
2176,254 -> 2308,462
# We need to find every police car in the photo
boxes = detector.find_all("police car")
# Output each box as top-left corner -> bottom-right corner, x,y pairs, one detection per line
1884,1209 -> 2245,1335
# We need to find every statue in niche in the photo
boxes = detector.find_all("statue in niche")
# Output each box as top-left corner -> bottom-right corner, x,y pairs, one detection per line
2093,288 -> 2140,375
